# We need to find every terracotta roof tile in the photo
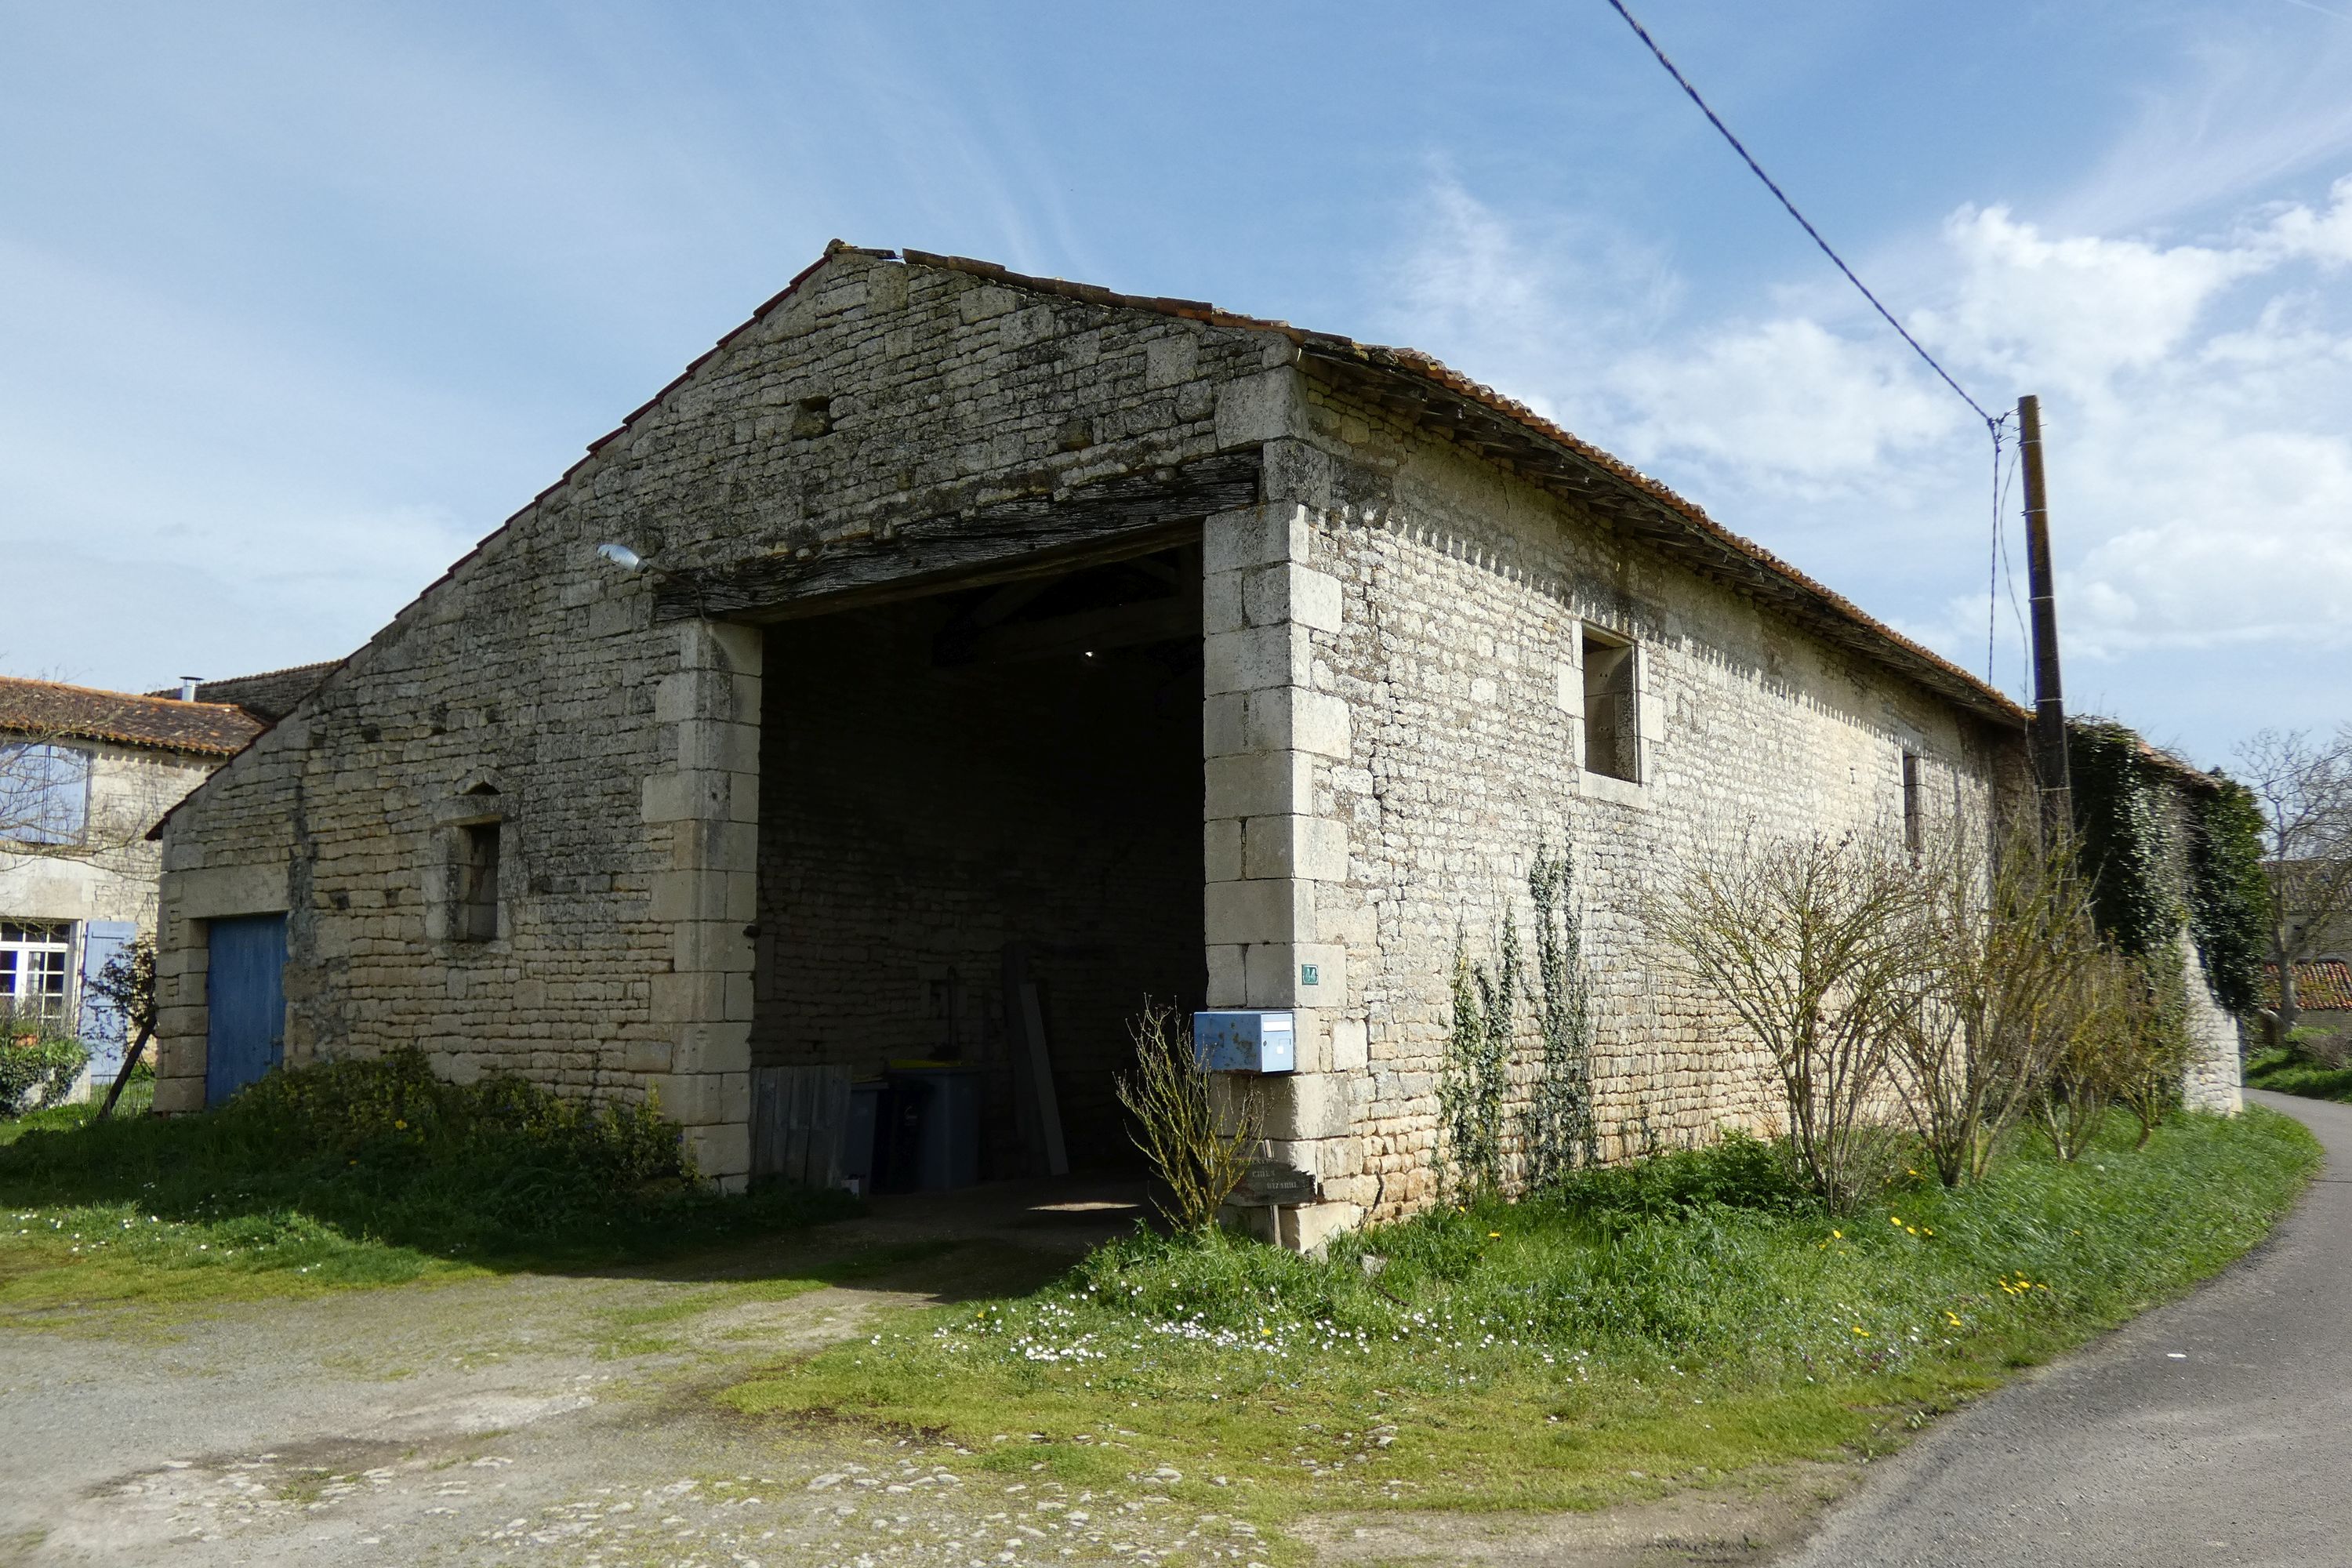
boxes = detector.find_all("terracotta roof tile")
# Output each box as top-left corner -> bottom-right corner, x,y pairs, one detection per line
2263,960 -> 2352,1013
0,676 -> 261,757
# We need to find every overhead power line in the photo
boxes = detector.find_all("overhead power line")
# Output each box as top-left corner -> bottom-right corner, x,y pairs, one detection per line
1602,0 -> 1998,433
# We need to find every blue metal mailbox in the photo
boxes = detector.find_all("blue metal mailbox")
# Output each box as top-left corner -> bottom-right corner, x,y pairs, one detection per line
1192,1010 -> 1296,1074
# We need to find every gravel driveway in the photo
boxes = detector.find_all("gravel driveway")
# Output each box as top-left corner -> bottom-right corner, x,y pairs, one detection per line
0,1184 -> 1279,1568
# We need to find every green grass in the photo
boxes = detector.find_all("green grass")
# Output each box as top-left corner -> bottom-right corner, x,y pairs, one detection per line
0,1051 -> 855,1321
2245,1043 -> 2352,1102
728,1109 -> 2317,1536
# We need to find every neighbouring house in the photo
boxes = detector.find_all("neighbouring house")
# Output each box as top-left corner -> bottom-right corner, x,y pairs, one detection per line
0,677 -> 264,1083
148,245 -> 2242,1246
2263,960 -> 2352,1035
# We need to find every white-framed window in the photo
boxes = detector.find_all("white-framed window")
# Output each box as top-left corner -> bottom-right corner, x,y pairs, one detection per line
0,743 -> 93,847
0,920 -> 74,1025
1580,626 -> 1641,783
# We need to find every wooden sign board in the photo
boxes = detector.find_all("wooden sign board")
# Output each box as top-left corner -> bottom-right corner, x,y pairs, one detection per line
1233,1160 -> 1319,1207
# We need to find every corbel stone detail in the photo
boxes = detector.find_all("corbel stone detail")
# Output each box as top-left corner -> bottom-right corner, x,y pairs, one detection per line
641,620 -> 761,1192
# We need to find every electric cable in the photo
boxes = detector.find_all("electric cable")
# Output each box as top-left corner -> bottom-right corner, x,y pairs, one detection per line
1606,0 -> 2029,699
1602,0 -> 1998,435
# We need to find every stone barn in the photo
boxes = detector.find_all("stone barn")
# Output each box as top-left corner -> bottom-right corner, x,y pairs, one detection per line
150,244 -> 2223,1246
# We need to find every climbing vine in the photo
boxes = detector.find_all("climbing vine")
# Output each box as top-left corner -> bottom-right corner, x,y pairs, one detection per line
2187,779 -> 2271,1017
2067,720 -> 2180,958
1523,841 -> 1599,1189
1438,919 -> 1515,1201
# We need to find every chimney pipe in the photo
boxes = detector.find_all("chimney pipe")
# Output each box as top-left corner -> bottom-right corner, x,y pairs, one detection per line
178,677 -> 201,702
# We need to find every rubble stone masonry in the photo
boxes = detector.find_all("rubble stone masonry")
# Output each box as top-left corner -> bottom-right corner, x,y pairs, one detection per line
154,246 -> 2230,1236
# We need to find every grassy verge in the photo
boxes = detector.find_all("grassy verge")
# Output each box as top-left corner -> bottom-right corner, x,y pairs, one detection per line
0,1051 -> 854,1321
2244,1044 -> 2352,1102
728,1109 -> 2316,1542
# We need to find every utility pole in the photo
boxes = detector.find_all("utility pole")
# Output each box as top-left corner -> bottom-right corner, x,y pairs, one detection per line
2018,394 -> 2072,833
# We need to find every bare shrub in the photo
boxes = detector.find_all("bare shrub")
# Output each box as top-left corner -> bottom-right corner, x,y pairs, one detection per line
1116,1001 -> 1261,1232
2033,947 -> 2146,1160
2114,947 -> 2192,1149
1657,828 -> 1925,1213
2288,1027 -> 2352,1069
1894,821 -> 2099,1185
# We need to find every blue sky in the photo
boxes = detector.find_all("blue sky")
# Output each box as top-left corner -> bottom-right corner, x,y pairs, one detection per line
5,2 -> 2350,767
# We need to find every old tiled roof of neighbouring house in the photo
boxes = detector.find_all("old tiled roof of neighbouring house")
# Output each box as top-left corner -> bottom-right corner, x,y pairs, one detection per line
2263,960 -> 2352,1013
0,676 -> 263,757
147,660 -> 341,724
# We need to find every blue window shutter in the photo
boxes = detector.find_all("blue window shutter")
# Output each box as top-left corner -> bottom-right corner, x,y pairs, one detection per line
78,920 -> 138,1078
2,744 -> 91,845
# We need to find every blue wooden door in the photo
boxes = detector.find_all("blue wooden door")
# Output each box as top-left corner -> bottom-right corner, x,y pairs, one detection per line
205,915 -> 286,1106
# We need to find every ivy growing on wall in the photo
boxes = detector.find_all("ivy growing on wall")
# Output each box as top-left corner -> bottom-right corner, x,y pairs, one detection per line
2068,717 -> 2271,1019
1523,842 -> 1599,1189
2187,779 -> 2271,1017
2067,720 -> 2181,958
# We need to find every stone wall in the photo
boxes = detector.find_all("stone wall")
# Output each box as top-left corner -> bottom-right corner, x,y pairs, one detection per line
152,243 -> 2051,1231
1217,392 -> 2019,1236
151,248 -> 1287,1192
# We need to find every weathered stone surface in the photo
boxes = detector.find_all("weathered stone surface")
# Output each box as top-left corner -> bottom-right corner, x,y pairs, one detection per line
150,246 -> 2234,1242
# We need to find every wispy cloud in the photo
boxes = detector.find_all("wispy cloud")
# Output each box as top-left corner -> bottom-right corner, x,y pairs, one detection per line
1370,173 -> 2352,755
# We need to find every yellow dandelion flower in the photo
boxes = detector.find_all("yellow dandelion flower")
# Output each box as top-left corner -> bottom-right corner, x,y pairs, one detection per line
1488,1232 -> 1502,1239
1889,1215 -> 1904,1226
1831,1229 -> 1843,1240
1851,1326 -> 1869,1336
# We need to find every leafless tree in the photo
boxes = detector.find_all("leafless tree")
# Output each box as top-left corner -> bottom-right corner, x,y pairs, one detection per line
1894,818 -> 2100,1185
2233,728 -> 2352,1036
1656,826 -> 1926,1213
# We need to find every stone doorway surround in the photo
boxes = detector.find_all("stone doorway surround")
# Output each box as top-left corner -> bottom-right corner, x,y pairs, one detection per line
639,620 -> 763,1193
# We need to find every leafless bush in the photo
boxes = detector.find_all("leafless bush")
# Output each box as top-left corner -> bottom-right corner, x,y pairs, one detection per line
2294,1029 -> 2352,1070
1657,828 -> 1924,1213
1116,1001 -> 1261,1232
1894,820 -> 2100,1185
2034,946 -> 2161,1160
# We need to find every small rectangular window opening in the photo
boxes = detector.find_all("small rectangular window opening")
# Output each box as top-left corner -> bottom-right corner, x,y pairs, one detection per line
1581,629 -> 1639,783
1902,753 -> 1925,855
457,822 -> 501,942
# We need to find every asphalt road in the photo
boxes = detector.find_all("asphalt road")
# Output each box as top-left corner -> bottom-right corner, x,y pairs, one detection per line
1783,1087 -> 2352,1568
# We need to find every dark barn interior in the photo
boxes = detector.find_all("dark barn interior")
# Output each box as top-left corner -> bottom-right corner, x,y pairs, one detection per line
748,543 -> 1204,1185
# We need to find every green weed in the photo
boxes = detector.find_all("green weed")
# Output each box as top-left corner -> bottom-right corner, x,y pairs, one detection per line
0,1050 -> 854,1319
2245,1044 -> 2352,1102
729,1109 -> 2315,1526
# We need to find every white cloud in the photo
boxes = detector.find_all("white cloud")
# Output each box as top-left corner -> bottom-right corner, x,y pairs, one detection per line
1370,175 -> 2352,751
1610,318 -> 1959,487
